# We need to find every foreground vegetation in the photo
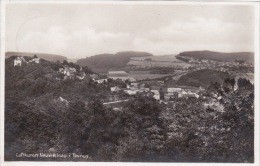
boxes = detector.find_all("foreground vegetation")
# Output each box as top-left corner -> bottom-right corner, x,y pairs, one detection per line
5,57 -> 254,162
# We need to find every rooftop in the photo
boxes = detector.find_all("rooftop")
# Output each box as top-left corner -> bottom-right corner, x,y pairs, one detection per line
108,71 -> 127,74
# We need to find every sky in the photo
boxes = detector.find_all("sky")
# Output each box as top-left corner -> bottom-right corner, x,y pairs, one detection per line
5,3 -> 255,59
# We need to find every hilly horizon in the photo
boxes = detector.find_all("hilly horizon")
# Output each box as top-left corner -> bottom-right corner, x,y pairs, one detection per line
178,50 -> 254,63
6,50 -> 254,66
5,51 -> 68,62
76,51 -> 153,68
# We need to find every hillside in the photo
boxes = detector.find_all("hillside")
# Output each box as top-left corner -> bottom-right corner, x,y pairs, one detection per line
5,52 -> 67,62
76,51 -> 153,68
178,51 -> 254,63
176,69 -> 231,88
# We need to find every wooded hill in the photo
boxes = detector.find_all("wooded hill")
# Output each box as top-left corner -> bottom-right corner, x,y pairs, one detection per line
177,69 -> 231,88
76,51 -> 153,68
178,51 -> 254,63
6,52 -> 68,62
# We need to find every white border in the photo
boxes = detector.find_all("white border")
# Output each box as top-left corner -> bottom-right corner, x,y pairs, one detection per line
0,0 -> 6,165
254,2 -> 260,166
0,1 -> 259,166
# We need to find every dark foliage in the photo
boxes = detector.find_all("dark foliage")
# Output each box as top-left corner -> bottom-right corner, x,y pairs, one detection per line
177,69 -> 230,88
5,57 -> 254,162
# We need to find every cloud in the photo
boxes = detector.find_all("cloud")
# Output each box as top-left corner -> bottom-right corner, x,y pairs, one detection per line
139,17 -> 254,54
6,4 -> 254,58
19,26 -> 132,58
17,15 -> 254,58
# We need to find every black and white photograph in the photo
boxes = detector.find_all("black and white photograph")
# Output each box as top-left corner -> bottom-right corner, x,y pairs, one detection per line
1,0 -> 259,165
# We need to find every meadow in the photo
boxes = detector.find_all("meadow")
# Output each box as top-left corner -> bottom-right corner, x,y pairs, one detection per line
128,55 -> 191,68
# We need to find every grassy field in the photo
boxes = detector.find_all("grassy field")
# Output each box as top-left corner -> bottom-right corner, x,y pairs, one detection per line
128,55 -> 191,68
129,73 -> 174,80
128,70 -> 187,81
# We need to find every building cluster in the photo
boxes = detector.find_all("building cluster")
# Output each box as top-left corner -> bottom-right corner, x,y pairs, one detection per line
110,82 -> 149,95
183,56 -> 254,73
14,56 -> 40,67
150,86 -> 200,101
110,81 -> 201,101
59,65 -> 77,79
58,66 -> 108,83
107,70 -> 202,101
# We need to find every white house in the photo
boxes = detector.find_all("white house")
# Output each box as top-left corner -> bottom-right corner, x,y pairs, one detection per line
59,66 -> 76,77
167,88 -> 182,94
151,90 -> 160,100
124,89 -> 138,95
76,74 -> 85,80
14,57 -> 25,66
29,58 -> 40,64
180,93 -> 199,99
110,86 -> 121,92
57,96 -> 69,106
95,79 -> 107,84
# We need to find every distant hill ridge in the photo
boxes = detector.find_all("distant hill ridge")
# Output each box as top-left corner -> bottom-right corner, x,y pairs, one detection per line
178,50 -> 254,63
5,52 -> 68,62
76,51 -> 153,68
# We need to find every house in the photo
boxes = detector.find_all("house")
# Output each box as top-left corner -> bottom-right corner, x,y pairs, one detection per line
164,94 -> 172,101
151,90 -> 160,100
95,79 -> 107,84
29,58 -> 40,64
164,93 -> 178,101
181,93 -> 199,99
167,88 -> 182,94
110,86 -> 121,92
170,92 -> 179,99
59,66 -> 76,77
57,96 -> 69,106
124,89 -> 138,95
139,83 -> 145,89
94,75 -> 108,84
14,57 -> 25,66
76,72 -> 86,80
90,74 -> 99,80
139,87 -> 150,92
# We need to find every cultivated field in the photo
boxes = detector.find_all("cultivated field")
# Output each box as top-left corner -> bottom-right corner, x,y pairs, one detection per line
128,55 -> 191,68
129,73 -> 174,80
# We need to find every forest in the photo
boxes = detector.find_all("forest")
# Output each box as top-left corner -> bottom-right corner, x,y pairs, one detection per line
5,56 -> 254,162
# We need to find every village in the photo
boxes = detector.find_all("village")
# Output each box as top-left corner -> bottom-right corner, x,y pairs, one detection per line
177,55 -> 254,73
12,55 -> 220,111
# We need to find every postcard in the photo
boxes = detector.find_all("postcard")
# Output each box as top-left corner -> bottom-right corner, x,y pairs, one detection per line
0,1 -> 259,166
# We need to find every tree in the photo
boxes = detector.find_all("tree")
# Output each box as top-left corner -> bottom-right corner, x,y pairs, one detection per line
237,78 -> 253,90
63,60 -> 69,65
